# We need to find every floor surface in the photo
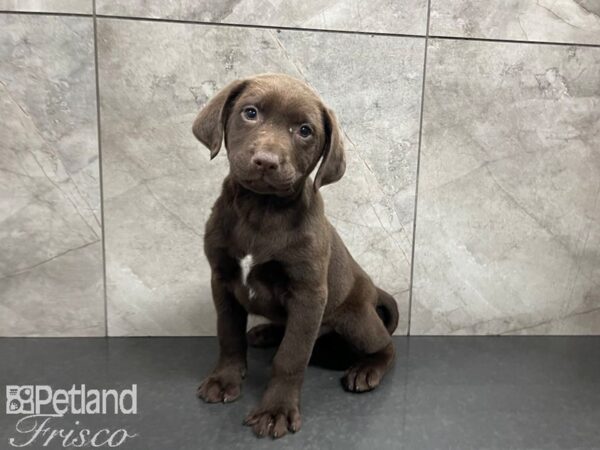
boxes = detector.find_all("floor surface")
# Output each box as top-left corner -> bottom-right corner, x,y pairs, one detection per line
1,337 -> 599,449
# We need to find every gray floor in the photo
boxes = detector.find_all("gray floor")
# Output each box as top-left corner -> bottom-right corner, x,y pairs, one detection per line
1,337 -> 599,450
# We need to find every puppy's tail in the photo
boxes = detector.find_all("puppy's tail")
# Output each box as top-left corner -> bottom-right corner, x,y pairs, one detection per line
375,288 -> 399,335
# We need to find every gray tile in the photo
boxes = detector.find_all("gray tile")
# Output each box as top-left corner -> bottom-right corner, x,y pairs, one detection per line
402,337 -> 600,450
1,337 -> 599,449
97,19 -> 424,336
0,14 -> 103,336
96,0 -> 429,35
412,39 -> 600,335
0,337 -> 411,450
0,0 -> 92,14
430,0 -> 600,45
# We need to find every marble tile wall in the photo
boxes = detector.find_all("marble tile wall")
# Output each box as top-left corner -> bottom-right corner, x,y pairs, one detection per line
0,1 -> 598,336
0,14 -> 103,336
412,40 -> 600,335
96,0 -> 429,35
97,19 -> 423,336
430,0 -> 600,45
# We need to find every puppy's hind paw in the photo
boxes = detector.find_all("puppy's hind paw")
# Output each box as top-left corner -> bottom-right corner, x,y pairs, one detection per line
341,363 -> 384,393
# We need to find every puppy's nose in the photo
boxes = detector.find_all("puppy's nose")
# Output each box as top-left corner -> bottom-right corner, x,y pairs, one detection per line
251,152 -> 279,171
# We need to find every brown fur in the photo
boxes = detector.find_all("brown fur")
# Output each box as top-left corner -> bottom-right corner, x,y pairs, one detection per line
194,74 -> 399,439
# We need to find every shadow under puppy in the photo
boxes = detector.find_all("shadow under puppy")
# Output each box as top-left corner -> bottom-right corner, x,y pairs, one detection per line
194,73 -> 399,439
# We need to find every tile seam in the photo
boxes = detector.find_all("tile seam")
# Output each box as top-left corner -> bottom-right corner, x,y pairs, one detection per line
1,10 -> 599,48
407,0 -> 432,336
92,0 -> 109,337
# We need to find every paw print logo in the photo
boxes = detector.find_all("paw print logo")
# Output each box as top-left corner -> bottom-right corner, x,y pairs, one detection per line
5,386 -> 34,415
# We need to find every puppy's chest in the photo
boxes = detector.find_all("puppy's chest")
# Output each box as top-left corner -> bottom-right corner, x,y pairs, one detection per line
238,254 -> 256,299
232,253 -> 290,318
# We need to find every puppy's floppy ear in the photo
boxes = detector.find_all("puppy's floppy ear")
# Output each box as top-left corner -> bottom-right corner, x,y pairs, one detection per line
192,79 -> 247,159
314,107 -> 346,191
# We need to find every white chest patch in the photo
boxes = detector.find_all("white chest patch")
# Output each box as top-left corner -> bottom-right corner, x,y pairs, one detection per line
239,254 -> 255,299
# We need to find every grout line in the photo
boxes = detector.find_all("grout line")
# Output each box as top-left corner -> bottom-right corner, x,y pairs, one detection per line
407,0 -> 432,337
1,10 -> 599,48
429,34 -> 600,48
93,13 -> 426,39
0,10 -> 91,17
92,0 -> 109,338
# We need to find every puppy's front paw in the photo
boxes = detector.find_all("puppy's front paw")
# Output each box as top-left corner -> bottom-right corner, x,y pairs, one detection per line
197,367 -> 245,403
244,401 -> 301,439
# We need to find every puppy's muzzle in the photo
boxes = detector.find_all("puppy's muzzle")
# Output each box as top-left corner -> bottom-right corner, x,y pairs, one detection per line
251,152 -> 280,172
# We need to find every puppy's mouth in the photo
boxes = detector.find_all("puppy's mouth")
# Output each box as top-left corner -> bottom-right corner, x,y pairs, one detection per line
239,176 -> 295,196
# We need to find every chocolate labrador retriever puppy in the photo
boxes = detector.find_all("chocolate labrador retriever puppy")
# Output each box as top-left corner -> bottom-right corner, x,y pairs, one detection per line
193,73 -> 398,438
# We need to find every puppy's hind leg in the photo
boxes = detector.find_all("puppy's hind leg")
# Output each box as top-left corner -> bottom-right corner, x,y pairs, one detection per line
333,282 -> 396,393
247,323 -> 285,348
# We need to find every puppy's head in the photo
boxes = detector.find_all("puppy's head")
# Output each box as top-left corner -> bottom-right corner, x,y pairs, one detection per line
193,73 -> 345,196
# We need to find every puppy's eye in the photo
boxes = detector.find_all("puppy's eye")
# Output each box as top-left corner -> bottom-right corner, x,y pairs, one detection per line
299,125 -> 312,138
243,107 -> 258,121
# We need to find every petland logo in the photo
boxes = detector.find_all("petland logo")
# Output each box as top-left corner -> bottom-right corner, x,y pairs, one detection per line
5,385 -> 138,447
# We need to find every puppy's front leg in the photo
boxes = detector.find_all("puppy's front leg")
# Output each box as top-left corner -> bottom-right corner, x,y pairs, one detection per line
244,285 -> 326,439
198,275 -> 248,403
